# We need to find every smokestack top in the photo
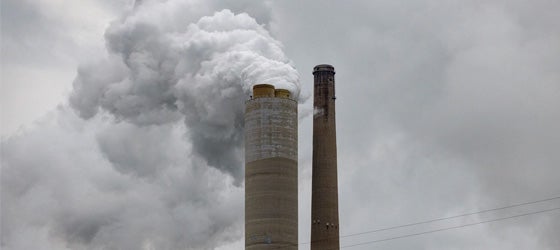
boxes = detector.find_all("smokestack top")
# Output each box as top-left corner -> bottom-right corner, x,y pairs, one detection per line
252,84 -> 292,99
252,84 -> 275,98
275,89 -> 291,98
313,64 -> 335,74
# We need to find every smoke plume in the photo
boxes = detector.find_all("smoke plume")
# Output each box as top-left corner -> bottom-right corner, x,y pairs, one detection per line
70,7 -> 301,181
2,1 -> 300,249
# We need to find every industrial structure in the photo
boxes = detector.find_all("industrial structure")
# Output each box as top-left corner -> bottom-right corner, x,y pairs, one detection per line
245,84 -> 298,249
244,65 -> 340,249
311,64 -> 340,249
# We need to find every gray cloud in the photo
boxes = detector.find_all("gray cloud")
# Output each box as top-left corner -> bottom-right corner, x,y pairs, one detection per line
1,108 -> 243,250
2,0 -> 560,250
70,6 -> 301,181
269,0 -> 560,249
0,0 -> 131,136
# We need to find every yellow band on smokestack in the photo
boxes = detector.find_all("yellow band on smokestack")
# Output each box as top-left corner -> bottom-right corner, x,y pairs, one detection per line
253,84 -> 275,98
275,89 -> 291,98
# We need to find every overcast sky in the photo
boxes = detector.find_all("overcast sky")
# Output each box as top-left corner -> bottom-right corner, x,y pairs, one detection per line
2,0 -> 560,249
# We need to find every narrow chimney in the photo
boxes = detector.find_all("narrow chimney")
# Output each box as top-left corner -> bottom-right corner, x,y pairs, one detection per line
310,64 -> 340,250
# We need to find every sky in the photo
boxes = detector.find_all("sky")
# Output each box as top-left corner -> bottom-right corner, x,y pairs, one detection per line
1,0 -> 560,249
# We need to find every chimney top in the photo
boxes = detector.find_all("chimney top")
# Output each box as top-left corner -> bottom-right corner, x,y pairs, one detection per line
252,84 -> 292,99
313,64 -> 335,74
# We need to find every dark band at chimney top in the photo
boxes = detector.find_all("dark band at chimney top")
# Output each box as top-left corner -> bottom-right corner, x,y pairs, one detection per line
313,64 -> 335,74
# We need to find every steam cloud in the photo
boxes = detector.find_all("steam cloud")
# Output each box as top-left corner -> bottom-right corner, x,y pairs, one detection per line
70,8 -> 301,180
2,2 -> 300,249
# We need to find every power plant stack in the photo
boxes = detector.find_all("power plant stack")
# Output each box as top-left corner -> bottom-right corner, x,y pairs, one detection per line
311,64 -> 340,250
245,84 -> 298,250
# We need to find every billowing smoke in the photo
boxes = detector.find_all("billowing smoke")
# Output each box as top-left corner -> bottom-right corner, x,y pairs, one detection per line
70,7 -> 301,181
1,1 -> 301,249
2,109 -> 244,250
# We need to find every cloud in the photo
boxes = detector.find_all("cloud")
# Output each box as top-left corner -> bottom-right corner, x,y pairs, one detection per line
70,7 -> 301,181
1,107 -> 243,250
2,0 -> 559,249
2,1 -> 298,249
269,0 -> 560,249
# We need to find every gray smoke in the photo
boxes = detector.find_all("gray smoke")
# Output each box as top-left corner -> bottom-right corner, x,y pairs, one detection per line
1,108 -> 244,249
70,7 -> 301,181
1,1 -> 300,249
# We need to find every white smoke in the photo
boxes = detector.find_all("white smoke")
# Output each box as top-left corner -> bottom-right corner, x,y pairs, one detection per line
70,8 -> 301,180
2,1 -> 301,249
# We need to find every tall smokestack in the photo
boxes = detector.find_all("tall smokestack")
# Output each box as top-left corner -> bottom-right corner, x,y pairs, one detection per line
245,84 -> 298,249
311,64 -> 340,250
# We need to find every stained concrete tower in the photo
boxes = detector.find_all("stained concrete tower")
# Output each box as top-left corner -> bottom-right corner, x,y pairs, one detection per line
311,64 -> 340,250
245,84 -> 298,250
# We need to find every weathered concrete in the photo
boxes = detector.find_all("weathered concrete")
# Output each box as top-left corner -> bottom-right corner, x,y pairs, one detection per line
245,84 -> 298,250
311,64 -> 340,250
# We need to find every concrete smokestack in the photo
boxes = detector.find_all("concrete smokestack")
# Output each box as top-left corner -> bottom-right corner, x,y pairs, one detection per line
245,84 -> 298,249
311,64 -> 340,250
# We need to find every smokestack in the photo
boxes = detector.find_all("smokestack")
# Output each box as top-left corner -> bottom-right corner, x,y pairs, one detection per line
311,64 -> 340,249
245,84 -> 298,249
